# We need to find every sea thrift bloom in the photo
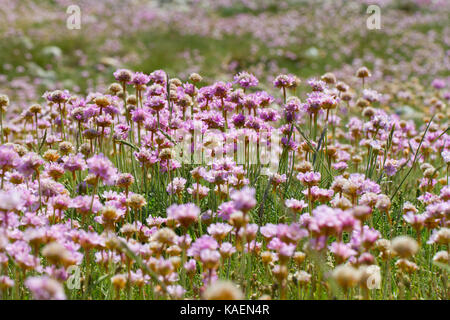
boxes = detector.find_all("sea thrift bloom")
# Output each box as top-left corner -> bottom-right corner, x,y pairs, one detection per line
200,249 -> 220,270
187,183 -> 210,200
442,150 -> 450,164
427,228 -> 450,245
329,242 -> 357,264
431,78 -> 446,90
149,70 -> 167,85
396,259 -> 418,274
375,195 -> 391,213
71,195 -> 102,215
63,153 -> 87,173
285,199 -> 308,213
362,89 -> 381,103
384,159 -> 399,176
116,173 -> 134,189
0,276 -> 14,289
297,171 -> 321,187
208,223 -> 233,242
188,235 -> 218,260
230,187 -> 256,213
307,78 -> 327,92
131,72 -> 150,86
166,177 -> 187,196
273,75 -> 290,88
167,285 -> 186,299
86,154 -> 117,185
234,71 -> 258,89
212,81 -> 232,98
145,96 -> 167,112
127,194 -> 147,210
219,242 -> 236,258
0,189 -> 22,211
356,67 -> 371,79
131,109 -> 148,123
217,201 -> 237,221
166,203 -> 199,228
111,274 -> 127,291
354,226 -> 380,249
391,236 -> 419,258
25,276 -> 66,300
403,212 -> 426,231
18,152 -> 43,177
273,74 -> 299,90
113,69 -> 133,83
47,90 -> 70,103
352,205 -> 372,221
433,251 -> 449,264
0,145 -> 20,172
44,163 -> 65,180
0,94 -> 9,110
184,259 -> 197,275
303,186 -> 334,203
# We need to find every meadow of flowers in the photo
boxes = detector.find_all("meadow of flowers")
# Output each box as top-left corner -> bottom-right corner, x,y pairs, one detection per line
0,0 -> 448,301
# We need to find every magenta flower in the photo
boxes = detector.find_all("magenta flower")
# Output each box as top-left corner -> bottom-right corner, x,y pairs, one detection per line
233,71 -> 258,89
285,199 -> 308,213
230,187 -> 256,213
307,78 -> 326,91
113,69 -> 133,83
329,241 -> 357,263
149,70 -> 167,85
86,154 -> 117,185
166,177 -> 187,195
297,171 -> 321,187
0,145 -> 20,171
207,223 -> 233,242
71,195 -> 102,215
166,203 -> 199,228
25,276 -> 66,300
431,78 -> 446,90
187,235 -> 218,259
131,72 -> 150,86
18,152 -> 44,177
63,153 -> 87,173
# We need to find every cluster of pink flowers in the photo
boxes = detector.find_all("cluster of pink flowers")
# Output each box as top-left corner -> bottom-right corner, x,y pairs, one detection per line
0,62 -> 448,300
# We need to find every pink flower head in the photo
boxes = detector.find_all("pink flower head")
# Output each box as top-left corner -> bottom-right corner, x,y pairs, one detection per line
25,276 -> 66,300
260,223 -> 278,240
219,242 -> 236,257
285,199 -> 308,213
0,145 -> 20,171
403,212 -> 426,230
234,71 -> 258,89
230,187 -> 256,213
166,203 -> 199,228
307,78 -> 327,92
200,249 -> 221,269
184,259 -> 197,273
18,152 -> 43,177
131,72 -> 150,86
166,177 -> 187,195
329,241 -> 357,263
187,235 -> 218,259
63,153 -> 87,173
113,69 -> 133,83
86,154 -> 117,185
384,159 -> 399,177
297,171 -> 321,187
207,223 -> 233,242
